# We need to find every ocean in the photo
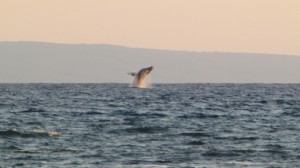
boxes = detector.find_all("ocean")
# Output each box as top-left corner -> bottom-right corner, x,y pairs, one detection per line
0,84 -> 299,168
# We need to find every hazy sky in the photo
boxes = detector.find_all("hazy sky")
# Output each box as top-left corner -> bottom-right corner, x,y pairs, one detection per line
1,0 -> 300,55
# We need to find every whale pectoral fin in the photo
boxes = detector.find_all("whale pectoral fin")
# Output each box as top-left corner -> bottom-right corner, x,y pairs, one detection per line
128,72 -> 137,77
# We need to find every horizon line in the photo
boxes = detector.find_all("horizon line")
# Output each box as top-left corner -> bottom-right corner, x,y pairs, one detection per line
0,82 -> 299,85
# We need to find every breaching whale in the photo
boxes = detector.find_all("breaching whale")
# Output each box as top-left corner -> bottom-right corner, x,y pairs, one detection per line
128,66 -> 154,88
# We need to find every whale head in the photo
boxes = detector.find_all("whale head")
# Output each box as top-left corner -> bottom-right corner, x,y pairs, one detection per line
145,66 -> 154,74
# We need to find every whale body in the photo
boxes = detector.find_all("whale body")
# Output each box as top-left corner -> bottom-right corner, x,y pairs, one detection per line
128,66 -> 154,88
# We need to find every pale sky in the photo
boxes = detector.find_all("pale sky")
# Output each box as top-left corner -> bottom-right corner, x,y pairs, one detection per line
1,0 -> 300,55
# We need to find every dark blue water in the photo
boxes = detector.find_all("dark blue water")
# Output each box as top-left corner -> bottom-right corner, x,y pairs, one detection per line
0,84 -> 300,167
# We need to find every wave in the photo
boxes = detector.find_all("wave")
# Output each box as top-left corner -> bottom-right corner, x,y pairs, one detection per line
21,108 -> 46,113
202,150 -> 241,157
180,132 -> 211,137
0,128 -> 58,138
110,126 -> 169,134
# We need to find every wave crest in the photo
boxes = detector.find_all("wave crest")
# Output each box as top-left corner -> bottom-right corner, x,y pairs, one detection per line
0,128 -> 59,138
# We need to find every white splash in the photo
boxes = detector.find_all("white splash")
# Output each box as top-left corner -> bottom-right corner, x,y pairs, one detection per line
32,129 -> 59,137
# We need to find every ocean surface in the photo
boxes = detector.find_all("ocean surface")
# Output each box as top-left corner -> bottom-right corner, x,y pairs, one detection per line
0,84 -> 299,168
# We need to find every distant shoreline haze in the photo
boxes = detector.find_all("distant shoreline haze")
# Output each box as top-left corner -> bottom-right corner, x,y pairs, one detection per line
0,41 -> 300,83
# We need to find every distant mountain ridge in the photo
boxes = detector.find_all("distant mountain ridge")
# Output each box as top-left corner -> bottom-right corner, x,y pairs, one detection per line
1,41 -> 300,83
